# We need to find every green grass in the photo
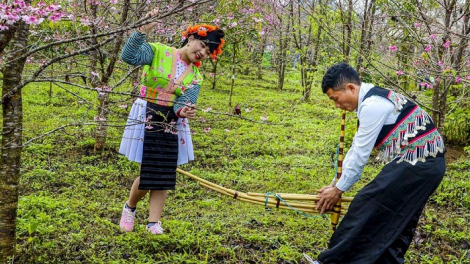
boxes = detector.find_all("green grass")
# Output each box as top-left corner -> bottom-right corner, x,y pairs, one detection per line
7,68 -> 470,263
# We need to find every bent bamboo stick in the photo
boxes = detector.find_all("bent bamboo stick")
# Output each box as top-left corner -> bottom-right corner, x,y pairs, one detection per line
177,168 -> 351,215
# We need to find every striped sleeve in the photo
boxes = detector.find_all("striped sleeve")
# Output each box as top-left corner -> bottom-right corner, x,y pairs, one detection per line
174,85 -> 201,114
120,31 -> 154,65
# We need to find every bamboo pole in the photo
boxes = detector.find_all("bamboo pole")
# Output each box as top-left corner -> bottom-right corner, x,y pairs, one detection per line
331,111 -> 346,231
177,168 -> 352,215
247,192 -> 354,203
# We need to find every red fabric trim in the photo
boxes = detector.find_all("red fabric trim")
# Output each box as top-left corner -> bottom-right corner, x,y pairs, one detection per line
407,128 -> 438,145
375,105 -> 418,148
176,108 -> 183,118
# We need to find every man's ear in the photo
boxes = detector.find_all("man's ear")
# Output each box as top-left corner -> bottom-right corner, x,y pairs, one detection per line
346,83 -> 357,94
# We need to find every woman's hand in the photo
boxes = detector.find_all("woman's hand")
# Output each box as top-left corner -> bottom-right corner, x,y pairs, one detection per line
179,104 -> 196,119
138,8 -> 159,35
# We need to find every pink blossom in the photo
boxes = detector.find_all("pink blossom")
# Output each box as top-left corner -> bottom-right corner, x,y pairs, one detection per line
396,70 -> 404,76
49,12 -> 62,22
225,129 -> 230,132
110,0 -> 117,3
229,22 -> 237,29
245,108 -> 252,112
202,107 -> 212,112
430,34 -> 436,39
424,45 -> 431,52
442,41 -> 451,48
47,4 -> 61,11
388,46 -> 397,51
80,18 -> 92,26
209,73 -> 215,78
438,61 -> 443,67
119,104 -> 127,108
455,76 -> 462,83
0,25 -> 8,31
21,15 -> 44,25
466,59 -> 470,67
260,116 -> 268,121
414,22 -> 420,27
465,76 -> 470,80
204,127 -> 211,133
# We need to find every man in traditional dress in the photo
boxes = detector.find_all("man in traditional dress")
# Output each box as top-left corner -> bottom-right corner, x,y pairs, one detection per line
306,62 -> 446,264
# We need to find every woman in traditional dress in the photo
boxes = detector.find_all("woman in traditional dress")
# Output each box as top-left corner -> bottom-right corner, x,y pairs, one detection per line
118,8 -> 224,235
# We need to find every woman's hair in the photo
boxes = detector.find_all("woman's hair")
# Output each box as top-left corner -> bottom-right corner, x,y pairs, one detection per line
181,24 -> 225,60
321,62 -> 361,94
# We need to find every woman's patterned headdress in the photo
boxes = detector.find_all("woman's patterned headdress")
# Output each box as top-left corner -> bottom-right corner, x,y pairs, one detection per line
182,24 -> 225,60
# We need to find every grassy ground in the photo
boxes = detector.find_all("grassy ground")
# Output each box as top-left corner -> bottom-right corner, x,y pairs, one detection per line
9,68 -> 470,263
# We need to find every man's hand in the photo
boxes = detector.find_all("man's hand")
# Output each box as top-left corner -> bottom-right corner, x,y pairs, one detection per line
316,185 -> 344,214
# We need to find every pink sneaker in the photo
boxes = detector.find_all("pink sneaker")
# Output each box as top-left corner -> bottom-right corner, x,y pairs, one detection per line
146,221 -> 164,235
120,203 -> 136,232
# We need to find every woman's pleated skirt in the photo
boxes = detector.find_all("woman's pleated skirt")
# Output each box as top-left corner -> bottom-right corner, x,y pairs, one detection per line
119,99 -> 194,190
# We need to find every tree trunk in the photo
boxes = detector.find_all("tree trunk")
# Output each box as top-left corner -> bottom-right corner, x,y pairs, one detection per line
229,44 -> 237,107
211,60 -> 218,90
89,4 -> 105,151
277,13 -> 291,91
305,23 -> 322,100
432,0 -> 457,132
356,0 -> 374,75
0,25 -> 17,55
256,37 -> 266,80
437,83 -> 449,133
94,0 -> 130,151
0,19 -> 29,262
344,0 -> 353,62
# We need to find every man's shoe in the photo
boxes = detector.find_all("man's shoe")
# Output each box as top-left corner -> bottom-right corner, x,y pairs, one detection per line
303,253 -> 321,264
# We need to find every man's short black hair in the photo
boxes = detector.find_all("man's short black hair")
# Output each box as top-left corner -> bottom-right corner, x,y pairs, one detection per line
321,62 -> 361,93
